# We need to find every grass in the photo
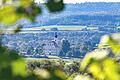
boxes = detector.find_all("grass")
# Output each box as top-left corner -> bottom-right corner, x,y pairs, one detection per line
22,25 -> 87,31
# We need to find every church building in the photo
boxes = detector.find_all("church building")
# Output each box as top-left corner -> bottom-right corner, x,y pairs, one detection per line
44,33 -> 61,55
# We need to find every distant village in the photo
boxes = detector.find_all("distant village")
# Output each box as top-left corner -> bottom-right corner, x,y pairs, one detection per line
2,25 -> 120,58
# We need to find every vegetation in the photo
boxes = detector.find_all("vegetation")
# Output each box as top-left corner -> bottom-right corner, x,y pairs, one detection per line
0,0 -> 120,80
58,39 -> 81,58
79,34 -> 120,80
59,39 -> 71,57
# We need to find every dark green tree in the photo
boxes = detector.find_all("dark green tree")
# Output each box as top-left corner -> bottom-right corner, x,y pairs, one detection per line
34,44 -> 45,55
71,46 -> 81,58
27,46 -> 34,55
66,51 -> 72,57
59,39 -> 71,57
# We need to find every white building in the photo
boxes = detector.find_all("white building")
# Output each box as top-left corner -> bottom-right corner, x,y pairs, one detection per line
44,34 -> 62,55
44,39 -> 61,55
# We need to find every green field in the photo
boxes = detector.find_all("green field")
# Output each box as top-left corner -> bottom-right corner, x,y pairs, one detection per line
22,25 -> 88,31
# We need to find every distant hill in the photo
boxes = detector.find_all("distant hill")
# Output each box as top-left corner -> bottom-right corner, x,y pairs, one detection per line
65,2 -> 120,12
42,15 -> 120,26
23,2 -> 120,28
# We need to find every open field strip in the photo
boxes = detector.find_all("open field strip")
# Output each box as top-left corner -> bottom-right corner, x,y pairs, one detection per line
22,25 -> 87,31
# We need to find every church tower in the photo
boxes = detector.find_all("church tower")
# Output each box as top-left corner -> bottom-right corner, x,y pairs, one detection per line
52,32 -> 59,48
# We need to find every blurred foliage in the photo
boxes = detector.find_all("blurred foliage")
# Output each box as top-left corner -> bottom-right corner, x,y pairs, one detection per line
0,46 -> 39,80
45,0 -> 64,12
27,60 -> 80,76
0,45 -> 69,80
0,0 -> 39,25
80,33 -> 120,80
0,0 -> 65,31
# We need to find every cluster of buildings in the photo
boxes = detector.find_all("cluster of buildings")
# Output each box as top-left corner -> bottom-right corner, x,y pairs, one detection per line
2,25 -> 120,57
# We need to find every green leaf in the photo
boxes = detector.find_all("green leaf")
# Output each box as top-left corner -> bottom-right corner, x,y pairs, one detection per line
11,59 -> 27,77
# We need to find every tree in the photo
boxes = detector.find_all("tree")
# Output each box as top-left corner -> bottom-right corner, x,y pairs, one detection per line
68,45 -> 81,58
72,48 -> 81,58
59,39 -> 71,57
33,44 -> 45,55
27,46 -> 34,55
51,28 -> 58,31
41,28 -> 46,31
59,50 -> 65,57
66,51 -> 72,57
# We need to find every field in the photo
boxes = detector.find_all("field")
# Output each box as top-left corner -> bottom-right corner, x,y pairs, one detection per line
25,54 -> 82,62
22,25 -> 87,31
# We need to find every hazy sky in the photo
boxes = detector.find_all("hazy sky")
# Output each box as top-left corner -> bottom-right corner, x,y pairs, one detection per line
35,0 -> 120,3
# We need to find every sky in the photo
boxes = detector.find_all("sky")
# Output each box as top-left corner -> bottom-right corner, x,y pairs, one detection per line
35,0 -> 120,3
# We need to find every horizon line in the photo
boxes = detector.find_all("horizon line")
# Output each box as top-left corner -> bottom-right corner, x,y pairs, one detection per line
35,0 -> 120,4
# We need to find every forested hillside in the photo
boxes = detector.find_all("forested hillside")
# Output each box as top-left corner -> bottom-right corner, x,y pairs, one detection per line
25,2 -> 120,27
